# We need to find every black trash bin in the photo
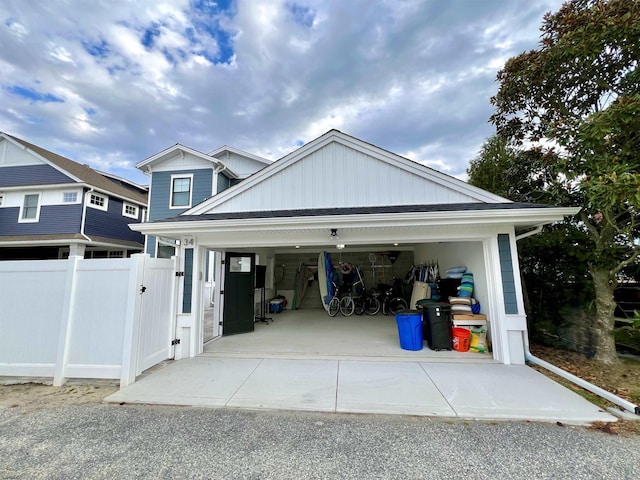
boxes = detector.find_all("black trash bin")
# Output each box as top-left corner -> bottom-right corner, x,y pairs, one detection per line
422,302 -> 452,351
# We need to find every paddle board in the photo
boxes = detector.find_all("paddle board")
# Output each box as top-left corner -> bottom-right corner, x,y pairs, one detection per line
318,251 -> 328,311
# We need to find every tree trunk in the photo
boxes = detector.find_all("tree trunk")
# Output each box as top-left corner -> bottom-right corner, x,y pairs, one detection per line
591,267 -> 619,365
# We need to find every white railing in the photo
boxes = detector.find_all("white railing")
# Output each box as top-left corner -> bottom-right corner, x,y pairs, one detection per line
0,254 -> 175,387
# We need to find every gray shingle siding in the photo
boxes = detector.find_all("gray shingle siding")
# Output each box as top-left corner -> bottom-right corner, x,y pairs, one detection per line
149,169 -> 214,221
0,164 -> 75,187
0,204 -> 82,236
182,248 -> 193,313
217,172 -> 232,193
146,235 -> 157,255
497,234 -> 518,314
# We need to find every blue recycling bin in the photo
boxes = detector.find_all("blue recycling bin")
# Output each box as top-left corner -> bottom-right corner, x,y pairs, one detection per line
395,311 -> 423,351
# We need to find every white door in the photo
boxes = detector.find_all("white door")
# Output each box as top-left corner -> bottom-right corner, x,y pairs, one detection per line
136,257 -> 177,375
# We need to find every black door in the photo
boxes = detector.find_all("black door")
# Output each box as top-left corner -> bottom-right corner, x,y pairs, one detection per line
223,252 -> 256,335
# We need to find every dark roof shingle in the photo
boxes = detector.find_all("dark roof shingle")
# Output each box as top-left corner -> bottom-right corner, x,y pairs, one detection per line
7,134 -> 148,205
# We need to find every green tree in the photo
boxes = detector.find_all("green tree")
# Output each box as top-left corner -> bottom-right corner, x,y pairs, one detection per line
468,135 -> 570,205
489,0 -> 640,364
468,138 -> 595,352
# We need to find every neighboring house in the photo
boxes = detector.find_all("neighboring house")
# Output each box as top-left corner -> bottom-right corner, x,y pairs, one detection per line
0,133 -> 148,260
135,143 -> 271,258
132,129 -> 580,364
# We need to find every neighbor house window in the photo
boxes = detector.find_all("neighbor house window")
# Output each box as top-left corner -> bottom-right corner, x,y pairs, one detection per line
122,203 -> 139,219
88,192 -> 108,211
63,192 -> 78,203
170,175 -> 192,208
19,193 -> 40,222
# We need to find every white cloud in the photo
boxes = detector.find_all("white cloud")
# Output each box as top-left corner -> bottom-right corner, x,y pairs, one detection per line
6,19 -> 27,38
0,0 -> 566,185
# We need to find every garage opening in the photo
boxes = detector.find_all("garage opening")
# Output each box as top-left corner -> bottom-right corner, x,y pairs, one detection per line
203,241 -> 493,361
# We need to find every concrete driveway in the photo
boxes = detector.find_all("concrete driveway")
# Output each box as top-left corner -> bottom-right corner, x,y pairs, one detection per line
107,310 -> 618,425
106,355 -> 615,425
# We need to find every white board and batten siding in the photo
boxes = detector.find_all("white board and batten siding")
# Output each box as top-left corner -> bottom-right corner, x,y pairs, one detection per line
0,254 -> 176,387
189,132 -> 507,216
148,151 -> 215,172
213,151 -> 269,179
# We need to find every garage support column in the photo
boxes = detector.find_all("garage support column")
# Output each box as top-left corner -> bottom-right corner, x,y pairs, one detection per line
497,232 -> 528,365
173,236 -> 202,360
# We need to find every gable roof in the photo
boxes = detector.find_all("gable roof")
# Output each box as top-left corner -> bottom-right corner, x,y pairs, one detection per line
184,129 -> 510,216
2,133 -> 148,205
208,145 -> 272,166
137,143 -> 271,180
136,143 -> 231,173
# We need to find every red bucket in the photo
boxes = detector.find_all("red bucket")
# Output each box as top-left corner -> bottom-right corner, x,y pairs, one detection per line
452,327 -> 471,352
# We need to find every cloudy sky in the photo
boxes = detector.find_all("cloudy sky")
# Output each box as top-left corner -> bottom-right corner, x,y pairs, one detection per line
1,0 -> 564,185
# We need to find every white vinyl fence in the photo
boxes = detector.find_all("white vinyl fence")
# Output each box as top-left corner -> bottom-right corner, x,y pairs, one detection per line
0,254 -> 176,387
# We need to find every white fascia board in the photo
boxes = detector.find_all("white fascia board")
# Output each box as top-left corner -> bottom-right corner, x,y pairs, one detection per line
218,165 -> 240,179
208,145 -> 272,166
0,183 -> 81,192
0,238 -> 89,247
1,183 -> 145,207
329,131 -> 510,204
136,144 -> 221,170
131,207 -> 579,236
80,184 -> 148,207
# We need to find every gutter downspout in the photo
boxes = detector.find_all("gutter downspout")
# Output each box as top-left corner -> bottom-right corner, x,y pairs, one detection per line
516,227 -> 640,416
214,162 -> 228,192
523,335 -> 639,416
79,188 -> 92,242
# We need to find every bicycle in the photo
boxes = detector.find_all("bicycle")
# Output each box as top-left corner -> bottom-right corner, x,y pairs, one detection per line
355,288 -> 381,315
380,278 -> 408,315
350,266 -> 380,315
327,281 -> 355,317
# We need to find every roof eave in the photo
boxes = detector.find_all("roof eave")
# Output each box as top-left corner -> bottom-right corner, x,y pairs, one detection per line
208,145 -> 272,165
136,144 -> 223,171
130,207 -> 579,236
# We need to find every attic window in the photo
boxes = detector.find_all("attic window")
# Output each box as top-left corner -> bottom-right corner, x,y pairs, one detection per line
123,203 -> 139,219
63,192 -> 78,203
88,192 -> 108,211
170,175 -> 193,208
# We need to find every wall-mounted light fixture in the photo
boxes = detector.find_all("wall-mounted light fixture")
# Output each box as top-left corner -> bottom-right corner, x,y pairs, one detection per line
330,228 -> 338,239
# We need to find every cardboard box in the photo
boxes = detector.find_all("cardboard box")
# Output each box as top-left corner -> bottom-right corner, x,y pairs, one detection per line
452,314 -> 486,320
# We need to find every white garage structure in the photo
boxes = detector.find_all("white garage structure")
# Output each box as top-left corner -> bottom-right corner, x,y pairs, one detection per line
131,130 -> 577,365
